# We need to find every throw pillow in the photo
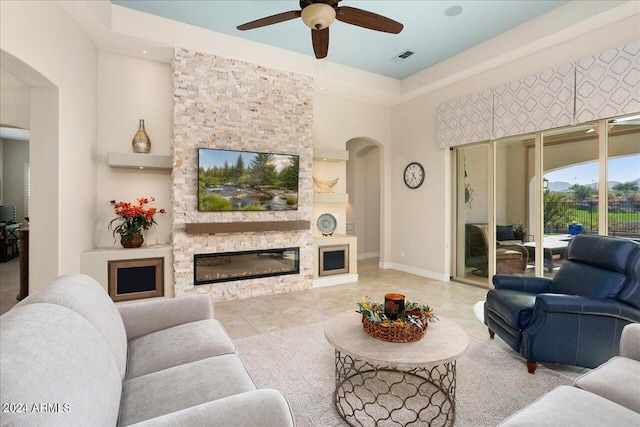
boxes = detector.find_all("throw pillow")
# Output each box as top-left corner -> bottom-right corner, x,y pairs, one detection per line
496,225 -> 515,241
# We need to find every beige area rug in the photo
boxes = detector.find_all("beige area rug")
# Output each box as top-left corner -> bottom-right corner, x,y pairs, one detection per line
236,321 -> 574,427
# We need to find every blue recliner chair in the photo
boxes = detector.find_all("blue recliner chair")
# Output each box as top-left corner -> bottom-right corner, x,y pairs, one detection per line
484,234 -> 640,373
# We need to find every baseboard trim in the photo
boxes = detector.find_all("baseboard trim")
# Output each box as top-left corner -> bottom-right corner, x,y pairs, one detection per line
313,274 -> 359,288
385,263 -> 449,282
357,252 -> 380,260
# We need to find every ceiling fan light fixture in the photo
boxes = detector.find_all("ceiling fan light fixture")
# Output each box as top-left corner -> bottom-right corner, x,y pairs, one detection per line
301,3 -> 336,30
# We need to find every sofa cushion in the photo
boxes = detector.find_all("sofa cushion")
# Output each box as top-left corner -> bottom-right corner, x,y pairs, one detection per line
498,386 -> 640,426
126,319 -> 237,379
118,295 -> 215,341
486,289 -> 537,329
550,261 -> 626,299
126,390 -> 294,427
575,356 -> 640,413
16,274 -> 128,378
496,249 -> 523,260
0,303 -> 122,427
119,354 -> 257,426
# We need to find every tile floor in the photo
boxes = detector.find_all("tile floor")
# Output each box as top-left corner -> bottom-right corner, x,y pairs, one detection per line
214,258 -> 586,377
0,257 -> 585,376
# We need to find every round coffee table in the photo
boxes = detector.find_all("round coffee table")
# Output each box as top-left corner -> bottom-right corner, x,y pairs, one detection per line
324,311 -> 469,427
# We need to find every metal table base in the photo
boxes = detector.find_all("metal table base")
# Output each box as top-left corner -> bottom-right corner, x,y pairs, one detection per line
334,350 -> 457,427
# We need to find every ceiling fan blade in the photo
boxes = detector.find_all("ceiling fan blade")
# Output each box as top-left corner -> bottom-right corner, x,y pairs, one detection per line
311,27 -> 329,59
237,10 -> 301,31
336,6 -> 403,34
300,0 -> 340,6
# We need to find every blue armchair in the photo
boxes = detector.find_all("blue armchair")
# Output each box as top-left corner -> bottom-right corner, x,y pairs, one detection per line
484,234 -> 640,373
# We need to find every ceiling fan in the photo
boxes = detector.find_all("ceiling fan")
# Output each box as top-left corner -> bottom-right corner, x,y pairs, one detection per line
237,0 -> 403,59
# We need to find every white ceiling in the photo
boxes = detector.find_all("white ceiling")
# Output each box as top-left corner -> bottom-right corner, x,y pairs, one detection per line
110,0 -> 569,80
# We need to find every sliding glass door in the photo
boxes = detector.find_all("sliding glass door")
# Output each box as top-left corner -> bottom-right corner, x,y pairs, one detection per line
455,144 -> 489,286
607,117 -> 640,238
452,114 -> 640,286
495,136 -> 535,277
541,123 -> 598,277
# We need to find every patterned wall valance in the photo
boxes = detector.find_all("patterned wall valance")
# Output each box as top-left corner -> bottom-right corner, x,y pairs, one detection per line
493,64 -> 574,139
437,41 -> 640,149
575,41 -> 640,123
437,90 -> 492,149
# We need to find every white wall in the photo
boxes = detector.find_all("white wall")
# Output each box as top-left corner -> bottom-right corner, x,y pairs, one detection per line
347,140 -> 381,257
390,93 -> 451,280
95,52 -> 172,247
0,67 -> 30,130
363,146 -> 381,256
313,93 -> 391,262
1,1 -> 97,290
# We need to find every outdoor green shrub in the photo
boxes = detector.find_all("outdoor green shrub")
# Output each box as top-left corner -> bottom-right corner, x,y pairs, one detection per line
200,194 -> 232,211
242,204 -> 266,211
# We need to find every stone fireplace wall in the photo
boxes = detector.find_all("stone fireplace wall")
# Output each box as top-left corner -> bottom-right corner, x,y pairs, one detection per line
171,48 -> 313,301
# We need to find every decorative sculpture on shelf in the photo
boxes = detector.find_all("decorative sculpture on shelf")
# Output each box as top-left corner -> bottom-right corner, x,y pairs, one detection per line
313,176 -> 338,193
132,119 -> 151,153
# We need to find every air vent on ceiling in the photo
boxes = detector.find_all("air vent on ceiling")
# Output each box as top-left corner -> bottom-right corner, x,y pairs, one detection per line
391,50 -> 415,63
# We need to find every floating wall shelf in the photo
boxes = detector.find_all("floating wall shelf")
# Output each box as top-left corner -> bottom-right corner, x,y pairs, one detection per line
185,220 -> 310,235
313,193 -> 349,204
107,152 -> 172,170
313,148 -> 349,162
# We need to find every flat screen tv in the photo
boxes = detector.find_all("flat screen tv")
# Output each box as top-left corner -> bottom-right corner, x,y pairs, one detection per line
198,148 -> 299,212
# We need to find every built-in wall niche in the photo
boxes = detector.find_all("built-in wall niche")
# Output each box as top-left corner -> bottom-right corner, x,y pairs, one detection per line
80,246 -> 174,299
312,235 -> 358,287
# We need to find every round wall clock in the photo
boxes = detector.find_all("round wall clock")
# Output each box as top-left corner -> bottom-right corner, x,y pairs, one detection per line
403,162 -> 425,189
317,213 -> 337,236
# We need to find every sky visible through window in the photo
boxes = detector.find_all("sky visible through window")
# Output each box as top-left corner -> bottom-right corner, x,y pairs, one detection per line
545,155 -> 640,185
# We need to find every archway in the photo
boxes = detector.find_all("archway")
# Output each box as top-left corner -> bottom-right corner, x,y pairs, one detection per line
1,50 -> 60,291
346,138 -> 384,264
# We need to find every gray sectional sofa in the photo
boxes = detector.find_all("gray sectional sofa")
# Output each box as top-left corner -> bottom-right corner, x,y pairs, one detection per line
0,274 -> 295,426
499,323 -> 640,426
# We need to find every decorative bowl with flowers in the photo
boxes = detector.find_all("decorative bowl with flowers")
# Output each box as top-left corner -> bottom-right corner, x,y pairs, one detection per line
109,197 -> 166,248
357,296 -> 438,343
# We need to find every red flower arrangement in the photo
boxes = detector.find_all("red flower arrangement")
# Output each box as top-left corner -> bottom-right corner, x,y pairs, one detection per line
109,197 -> 166,243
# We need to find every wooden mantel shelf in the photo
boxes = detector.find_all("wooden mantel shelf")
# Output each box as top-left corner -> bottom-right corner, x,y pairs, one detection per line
185,221 -> 310,234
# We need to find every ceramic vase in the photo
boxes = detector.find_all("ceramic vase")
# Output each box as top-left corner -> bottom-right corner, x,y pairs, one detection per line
132,119 -> 151,153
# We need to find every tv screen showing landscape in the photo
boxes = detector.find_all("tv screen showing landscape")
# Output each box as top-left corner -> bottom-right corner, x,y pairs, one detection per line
198,148 -> 299,212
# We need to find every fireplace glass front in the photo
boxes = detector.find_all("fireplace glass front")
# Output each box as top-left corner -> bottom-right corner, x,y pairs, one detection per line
194,247 -> 300,285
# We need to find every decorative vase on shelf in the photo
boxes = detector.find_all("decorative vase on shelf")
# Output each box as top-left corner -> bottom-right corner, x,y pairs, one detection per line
120,234 -> 144,248
132,119 -> 151,153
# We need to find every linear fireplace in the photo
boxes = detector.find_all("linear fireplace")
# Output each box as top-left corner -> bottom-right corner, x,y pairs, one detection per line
194,247 -> 300,285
